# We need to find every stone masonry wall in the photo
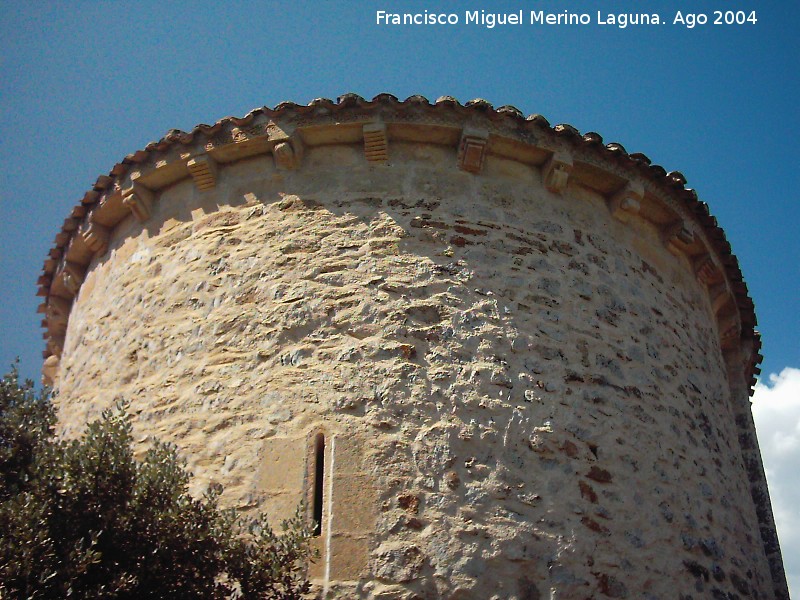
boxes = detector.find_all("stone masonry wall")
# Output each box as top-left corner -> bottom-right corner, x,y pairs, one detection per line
54,140 -> 776,599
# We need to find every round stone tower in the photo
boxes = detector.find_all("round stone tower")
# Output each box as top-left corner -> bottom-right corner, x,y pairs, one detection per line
39,94 -> 788,599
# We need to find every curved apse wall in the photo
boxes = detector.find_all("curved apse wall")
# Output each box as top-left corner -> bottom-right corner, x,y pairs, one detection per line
38,95 -> 788,599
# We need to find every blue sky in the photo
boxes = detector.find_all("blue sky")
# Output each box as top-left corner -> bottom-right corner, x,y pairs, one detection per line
1,0 -> 798,592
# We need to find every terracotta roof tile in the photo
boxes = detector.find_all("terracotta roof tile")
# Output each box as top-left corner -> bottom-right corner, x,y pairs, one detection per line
496,105 -> 524,119
554,123 -> 581,137
605,142 -> 628,155
582,132 -> 603,145
434,95 -> 459,106
465,98 -> 493,110
667,171 -> 687,186
405,95 -> 431,106
526,114 -> 550,127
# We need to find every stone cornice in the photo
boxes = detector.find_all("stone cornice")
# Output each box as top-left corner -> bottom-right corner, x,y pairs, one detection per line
38,93 -> 761,392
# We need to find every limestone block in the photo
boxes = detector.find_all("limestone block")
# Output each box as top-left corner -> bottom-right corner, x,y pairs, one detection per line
331,474 -> 378,534
330,534 -> 371,581
260,491 -> 306,529
256,436 -> 306,493
331,438 -> 370,476
308,537 -> 326,580
370,542 -> 423,584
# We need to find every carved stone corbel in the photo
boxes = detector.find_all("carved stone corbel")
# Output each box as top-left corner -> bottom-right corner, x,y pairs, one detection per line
662,220 -> 694,255
231,127 -> 249,143
363,123 -> 389,163
273,136 -> 304,170
457,127 -> 489,173
45,296 -> 71,333
81,221 -> 110,256
42,354 -> 60,386
608,180 -> 643,222
122,184 -> 154,222
60,261 -> 86,297
542,150 -> 573,194
187,155 -> 218,190
718,313 -> 741,350
46,335 -> 65,358
710,283 -> 733,316
694,254 -> 722,286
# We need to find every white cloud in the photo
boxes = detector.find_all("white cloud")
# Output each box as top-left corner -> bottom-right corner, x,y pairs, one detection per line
752,367 -> 800,597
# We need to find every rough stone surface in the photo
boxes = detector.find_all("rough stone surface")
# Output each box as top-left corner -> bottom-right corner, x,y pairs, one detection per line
50,120 -> 784,599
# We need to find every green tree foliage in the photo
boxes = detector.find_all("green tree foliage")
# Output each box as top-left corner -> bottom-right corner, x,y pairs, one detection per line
0,367 -> 314,599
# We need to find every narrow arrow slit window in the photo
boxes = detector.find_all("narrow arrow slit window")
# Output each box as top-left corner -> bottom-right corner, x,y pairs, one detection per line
312,433 -> 325,536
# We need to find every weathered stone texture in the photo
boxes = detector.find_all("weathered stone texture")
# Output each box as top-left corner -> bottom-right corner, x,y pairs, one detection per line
53,137 -> 779,598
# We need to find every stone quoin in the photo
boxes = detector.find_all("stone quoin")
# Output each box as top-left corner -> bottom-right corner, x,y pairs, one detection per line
38,94 -> 789,599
